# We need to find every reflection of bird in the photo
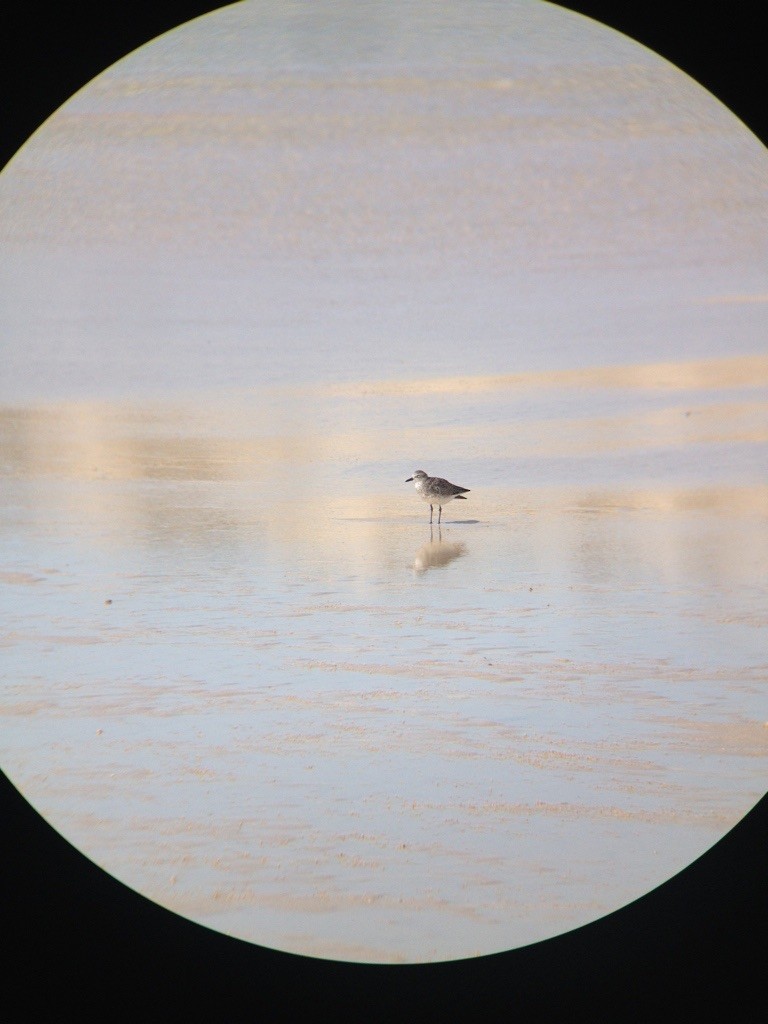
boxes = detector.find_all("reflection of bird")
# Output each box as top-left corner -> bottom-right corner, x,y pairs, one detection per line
413,529 -> 466,572
405,470 -> 470,524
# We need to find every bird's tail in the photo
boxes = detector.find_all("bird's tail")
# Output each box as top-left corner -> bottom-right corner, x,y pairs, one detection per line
455,494 -> 467,500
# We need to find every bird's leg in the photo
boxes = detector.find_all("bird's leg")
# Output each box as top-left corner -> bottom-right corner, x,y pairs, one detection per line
429,504 -> 433,524
438,504 -> 442,524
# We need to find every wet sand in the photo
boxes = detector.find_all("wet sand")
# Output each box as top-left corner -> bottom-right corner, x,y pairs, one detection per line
2,358 -> 766,962
1,0 -> 767,964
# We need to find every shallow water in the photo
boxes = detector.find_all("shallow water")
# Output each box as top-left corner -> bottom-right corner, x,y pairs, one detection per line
1,0 -> 767,963
2,362 -> 766,961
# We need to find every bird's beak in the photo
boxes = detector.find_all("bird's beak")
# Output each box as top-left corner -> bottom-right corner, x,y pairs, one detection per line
405,477 -> 413,482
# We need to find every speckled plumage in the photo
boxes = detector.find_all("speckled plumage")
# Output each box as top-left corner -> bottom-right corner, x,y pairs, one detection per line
405,470 -> 470,524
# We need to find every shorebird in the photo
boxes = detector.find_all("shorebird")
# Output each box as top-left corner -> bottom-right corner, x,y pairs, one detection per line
405,470 -> 470,524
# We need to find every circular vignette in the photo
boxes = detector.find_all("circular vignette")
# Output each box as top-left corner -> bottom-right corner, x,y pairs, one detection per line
1,0 -> 768,1015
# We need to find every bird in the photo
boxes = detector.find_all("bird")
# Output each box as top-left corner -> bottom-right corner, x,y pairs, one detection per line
405,470 -> 470,524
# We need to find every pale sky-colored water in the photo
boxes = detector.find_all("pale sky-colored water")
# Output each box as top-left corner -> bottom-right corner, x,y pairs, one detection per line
1,0 -> 766,400
1,0 -> 767,963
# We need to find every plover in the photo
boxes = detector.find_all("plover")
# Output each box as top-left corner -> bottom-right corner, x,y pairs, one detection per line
405,470 -> 470,524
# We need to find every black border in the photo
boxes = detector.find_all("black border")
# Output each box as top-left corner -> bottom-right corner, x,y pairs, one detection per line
2,3 -> 766,1019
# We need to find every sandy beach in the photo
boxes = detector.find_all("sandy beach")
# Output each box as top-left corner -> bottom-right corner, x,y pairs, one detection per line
1,1 -> 766,962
